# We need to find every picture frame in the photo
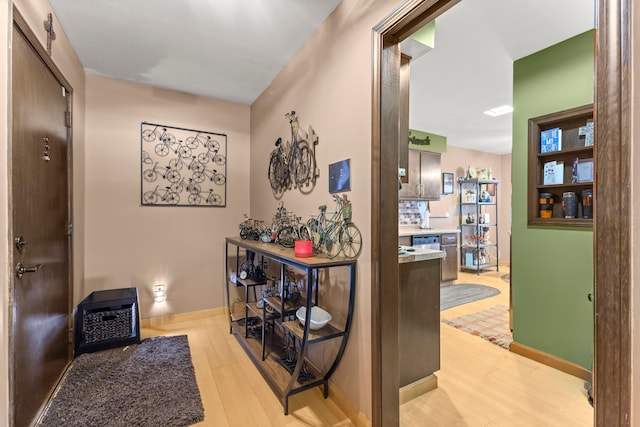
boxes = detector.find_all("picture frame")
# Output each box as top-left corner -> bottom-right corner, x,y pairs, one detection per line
141,122 -> 227,207
329,159 -> 351,193
442,172 -> 454,195
576,158 -> 594,183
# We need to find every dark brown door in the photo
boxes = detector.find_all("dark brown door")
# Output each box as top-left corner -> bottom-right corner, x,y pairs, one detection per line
10,23 -> 72,426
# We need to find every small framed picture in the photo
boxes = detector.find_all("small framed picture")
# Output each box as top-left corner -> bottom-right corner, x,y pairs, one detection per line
576,158 -> 594,183
442,172 -> 454,195
329,159 -> 351,193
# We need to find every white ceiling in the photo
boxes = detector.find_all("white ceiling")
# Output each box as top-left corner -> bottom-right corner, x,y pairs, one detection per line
49,0 -> 594,155
408,0 -> 595,154
48,0 -> 342,105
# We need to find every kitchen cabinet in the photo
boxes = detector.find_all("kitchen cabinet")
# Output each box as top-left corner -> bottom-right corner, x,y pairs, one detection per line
459,179 -> 499,274
398,255 -> 441,397
399,149 -> 441,200
225,237 -> 356,415
527,104 -> 594,227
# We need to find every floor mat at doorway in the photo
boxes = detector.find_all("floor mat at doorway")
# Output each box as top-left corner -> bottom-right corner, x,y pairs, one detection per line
440,283 -> 500,310
442,305 -> 513,350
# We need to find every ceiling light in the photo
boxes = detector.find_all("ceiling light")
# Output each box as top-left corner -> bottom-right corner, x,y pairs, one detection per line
483,105 -> 514,117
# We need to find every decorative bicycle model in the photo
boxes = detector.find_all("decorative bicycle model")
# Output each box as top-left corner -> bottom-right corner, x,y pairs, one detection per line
269,202 -> 310,248
268,111 -> 317,194
307,194 -> 362,258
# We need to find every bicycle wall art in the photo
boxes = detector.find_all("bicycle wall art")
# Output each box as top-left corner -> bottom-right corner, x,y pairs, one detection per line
268,111 -> 319,197
141,122 -> 227,207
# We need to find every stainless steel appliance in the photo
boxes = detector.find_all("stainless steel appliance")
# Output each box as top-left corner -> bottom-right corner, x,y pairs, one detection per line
440,233 -> 458,282
412,235 -> 440,250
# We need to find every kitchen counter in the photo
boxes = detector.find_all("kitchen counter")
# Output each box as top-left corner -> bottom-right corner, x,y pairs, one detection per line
398,245 -> 445,264
399,226 -> 460,237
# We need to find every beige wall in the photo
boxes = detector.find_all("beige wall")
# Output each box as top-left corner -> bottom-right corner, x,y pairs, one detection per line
249,0 -> 398,421
429,145 -> 512,263
1,0 -> 86,424
84,74 -> 250,317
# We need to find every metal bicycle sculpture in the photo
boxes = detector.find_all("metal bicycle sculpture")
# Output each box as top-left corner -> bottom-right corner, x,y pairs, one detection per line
307,194 -> 362,259
269,202 -> 311,248
268,111 -> 318,196
238,203 -> 310,248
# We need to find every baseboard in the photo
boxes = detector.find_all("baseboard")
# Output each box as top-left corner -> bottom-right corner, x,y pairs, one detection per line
510,341 -> 591,381
399,374 -> 438,404
323,380 -> 372,427
140,307 -> 224,328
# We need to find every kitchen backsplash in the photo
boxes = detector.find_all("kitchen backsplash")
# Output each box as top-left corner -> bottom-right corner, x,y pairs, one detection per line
399,200 -> 457,229
399,201 -> 423,225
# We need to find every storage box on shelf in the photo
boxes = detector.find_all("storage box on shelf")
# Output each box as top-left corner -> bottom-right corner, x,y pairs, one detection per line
224,237 -> 356,415
458,179 -> 499,274
528,104 -> 594,227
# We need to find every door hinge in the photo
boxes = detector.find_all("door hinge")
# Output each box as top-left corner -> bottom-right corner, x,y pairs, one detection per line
68,222 -> 73,237
65,111 -> 72,128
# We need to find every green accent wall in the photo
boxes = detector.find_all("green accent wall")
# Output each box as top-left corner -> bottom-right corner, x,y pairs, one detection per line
512,30 -> 594,370
408,129 -> 447,153
410,21 -> 435,48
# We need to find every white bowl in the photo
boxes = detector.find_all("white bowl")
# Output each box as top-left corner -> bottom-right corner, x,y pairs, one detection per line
296,306 -> 332,330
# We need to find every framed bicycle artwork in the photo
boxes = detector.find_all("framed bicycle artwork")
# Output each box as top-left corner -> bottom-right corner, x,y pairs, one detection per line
141,122 -> 227,207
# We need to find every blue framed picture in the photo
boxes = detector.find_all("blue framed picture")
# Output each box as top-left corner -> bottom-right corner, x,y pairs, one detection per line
329,159 -> 351,193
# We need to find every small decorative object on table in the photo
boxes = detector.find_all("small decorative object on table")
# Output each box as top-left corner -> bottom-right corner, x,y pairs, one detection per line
296,306 -> 332,330
307,194 -> 362,259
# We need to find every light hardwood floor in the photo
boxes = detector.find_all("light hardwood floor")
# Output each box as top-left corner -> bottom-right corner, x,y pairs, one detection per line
141,267 -> 594,426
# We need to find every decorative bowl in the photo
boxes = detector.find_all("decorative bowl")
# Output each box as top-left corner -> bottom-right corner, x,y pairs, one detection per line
296,306 -> 332,330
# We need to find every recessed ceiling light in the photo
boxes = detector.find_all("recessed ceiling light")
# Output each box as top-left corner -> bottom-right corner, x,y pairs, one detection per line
483,105 -> 514,117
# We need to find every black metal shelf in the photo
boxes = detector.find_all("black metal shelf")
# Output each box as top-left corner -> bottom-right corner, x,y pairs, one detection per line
458,179 -> 500,275
224,237 -> 356,415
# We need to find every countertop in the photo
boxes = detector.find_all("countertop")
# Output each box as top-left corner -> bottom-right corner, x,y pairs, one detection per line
398,245 -> 445,264
398,226 -> 460,237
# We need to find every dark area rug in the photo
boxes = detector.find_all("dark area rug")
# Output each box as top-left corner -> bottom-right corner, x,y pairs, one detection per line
441,283 -> 500,310
40,335 -> 204,427
442,305 -> 513,349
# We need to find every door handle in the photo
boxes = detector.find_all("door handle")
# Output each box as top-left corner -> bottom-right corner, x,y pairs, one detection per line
15,263 -> 42,279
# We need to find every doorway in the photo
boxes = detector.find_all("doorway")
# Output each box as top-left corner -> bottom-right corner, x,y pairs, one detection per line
9,14 -> 73,426
371,1 -> 632,426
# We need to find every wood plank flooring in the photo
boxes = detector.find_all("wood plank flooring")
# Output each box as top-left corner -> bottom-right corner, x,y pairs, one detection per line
141,267 -> 594,426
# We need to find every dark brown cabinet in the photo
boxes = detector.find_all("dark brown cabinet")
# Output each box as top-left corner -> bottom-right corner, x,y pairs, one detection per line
398,258 -> 440,388
399,149 -> 441,200
527,104 -> 594,227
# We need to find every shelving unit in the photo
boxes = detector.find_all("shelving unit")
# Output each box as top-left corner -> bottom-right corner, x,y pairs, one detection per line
224,237 -> 356,415
528,104 -> 594,227
458,178 -> 499,274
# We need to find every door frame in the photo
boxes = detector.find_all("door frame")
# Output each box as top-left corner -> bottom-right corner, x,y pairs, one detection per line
370,0 -> 631,426
9,8 -> 74,424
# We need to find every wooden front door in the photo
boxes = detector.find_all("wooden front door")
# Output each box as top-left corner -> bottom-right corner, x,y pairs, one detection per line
10,21 -> 72,426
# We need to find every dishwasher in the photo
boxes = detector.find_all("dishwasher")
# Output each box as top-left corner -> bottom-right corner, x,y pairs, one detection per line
412,235 -> 440,250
